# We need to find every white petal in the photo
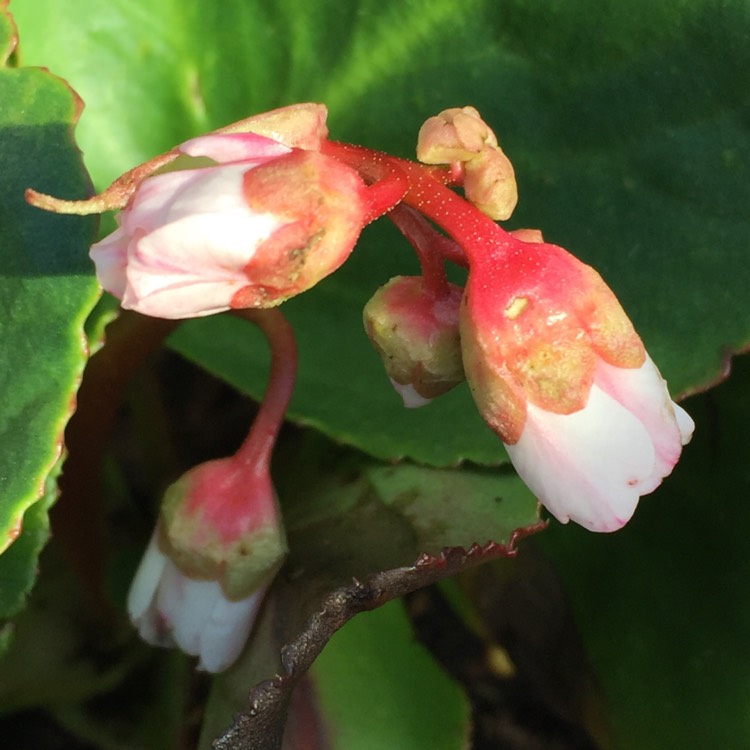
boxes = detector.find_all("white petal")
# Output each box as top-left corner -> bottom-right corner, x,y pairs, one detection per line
673,401 -> 695,445
127,529 -> 168,623
594,356 -> 693,491
507,387 -> 656,532
197,588 -> 265,673
126,529 -> 267,671
156,566 -> 218,658
119,168 -> 283,317
122,163 -> 254,235
89,226 -> 129,299
121,169 -> 208,234
389,379 -> 433,408
179,132 -> 290,164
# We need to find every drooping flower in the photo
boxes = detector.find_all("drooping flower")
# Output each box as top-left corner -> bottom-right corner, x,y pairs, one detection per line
363,275 -> 464,407
460,234 -> 694,532
127,456 -> 287,671
90,134 -> 370,319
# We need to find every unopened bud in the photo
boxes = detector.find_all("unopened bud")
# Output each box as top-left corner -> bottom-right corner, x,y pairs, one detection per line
463,147 -> 518,220
160,457 -> 287,599
127,455 -> 286,671
417,106 -> 498,165
363,276 -> 465,406
90,146 -> 368,318
460,236 -> 694,532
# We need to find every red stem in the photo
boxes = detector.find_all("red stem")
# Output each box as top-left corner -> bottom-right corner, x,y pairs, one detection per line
230,308 -> 298,475
322,141 -> 515,265
361,164 -> 409,224
387,205 -> 450,298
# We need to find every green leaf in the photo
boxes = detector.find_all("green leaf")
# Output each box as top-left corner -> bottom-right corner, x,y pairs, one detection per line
308,600 -> 471,750
0,5 -> 99,618
537,355 -> 750,750
11,0 -> 750,464
366,462 -> 538,553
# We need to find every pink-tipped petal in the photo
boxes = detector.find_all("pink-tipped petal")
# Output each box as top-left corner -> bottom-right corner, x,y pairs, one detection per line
89,226 -> 129,299
179,132 -> 291,164
594,356 -> 694,491
110,164 -> 281,318
119,169 -> 209,235
506,387 -> 657,532
122,209 -> 279,318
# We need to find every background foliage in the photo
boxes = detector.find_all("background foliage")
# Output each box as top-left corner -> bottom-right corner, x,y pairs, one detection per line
1,0 -> 749,747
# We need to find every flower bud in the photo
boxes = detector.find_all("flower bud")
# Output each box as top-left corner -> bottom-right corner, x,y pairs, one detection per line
509,228 -> 544,243
417,106 -> 498,164
461,238 -> 694,532
463,147 -> 518,221
91,134 -> 369,319
363,275 -> 464,406
127,457 -> 286,671
417,106 -> 518,220
159,457 -> 287,599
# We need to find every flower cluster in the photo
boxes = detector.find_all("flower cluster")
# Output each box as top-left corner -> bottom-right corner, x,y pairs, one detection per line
28,102 -> 693,670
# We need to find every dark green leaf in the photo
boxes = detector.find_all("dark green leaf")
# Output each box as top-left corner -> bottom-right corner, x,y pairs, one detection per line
0,4 -> 99,619
538,354 -> 750,749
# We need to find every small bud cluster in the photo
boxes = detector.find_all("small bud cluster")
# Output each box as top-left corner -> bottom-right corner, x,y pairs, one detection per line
417,106 -> 518,220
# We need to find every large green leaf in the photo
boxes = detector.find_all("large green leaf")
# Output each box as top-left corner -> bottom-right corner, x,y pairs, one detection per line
538,354 -> 750,750
0,3 -> 99,618
10,0 -> 750,465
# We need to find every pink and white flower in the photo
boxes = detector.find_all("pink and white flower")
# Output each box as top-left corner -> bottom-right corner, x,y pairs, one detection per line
460,235 -> 694,532
127,455 -> 287,671
91,128 -> 369,319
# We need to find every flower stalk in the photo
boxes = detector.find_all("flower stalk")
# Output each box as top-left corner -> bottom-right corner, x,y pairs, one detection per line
231,307 -> 299,475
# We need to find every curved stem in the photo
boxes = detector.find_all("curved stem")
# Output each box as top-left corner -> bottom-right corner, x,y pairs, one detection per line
388,205 -> 450,298
361,163 -> 409,224
230,308 -> 298,475
386,156 -> 515,263
322,141 -> 514,266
